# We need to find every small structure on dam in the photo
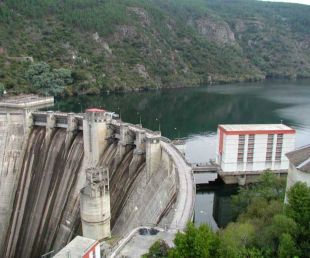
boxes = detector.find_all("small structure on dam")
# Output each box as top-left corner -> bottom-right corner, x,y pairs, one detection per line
80,167 -> 111,240
0,103 -> 194,258
54,236 -> 101,258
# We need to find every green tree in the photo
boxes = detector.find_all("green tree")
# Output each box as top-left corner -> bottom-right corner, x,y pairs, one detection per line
222,173 -> 304,257
0,82 -> 5,96
232,171 -> 286,217
238,247 -> 265,258
255,214 -> 298,254
143,240 -> 170,258
286,182 -> 310,227
168,223 -> 219,258
278,233 -> 300,258
218,222 -> 255,258
257,172 -> 286,201
26,62 -> 73,96
238,199 -> 283,226
286,182 -> 310,257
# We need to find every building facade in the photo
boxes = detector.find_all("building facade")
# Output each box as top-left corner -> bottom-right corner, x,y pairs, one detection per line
54,236 -> 101,258
285,145 -> 310,201
216,124 -> 295,172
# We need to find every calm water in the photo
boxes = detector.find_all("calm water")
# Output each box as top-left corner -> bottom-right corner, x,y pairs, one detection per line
55,79 -> 310,228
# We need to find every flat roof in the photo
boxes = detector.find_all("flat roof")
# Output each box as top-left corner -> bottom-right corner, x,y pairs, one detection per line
219,124 -> 295,135
86,108 -> 105,112
54,236 -> 98,257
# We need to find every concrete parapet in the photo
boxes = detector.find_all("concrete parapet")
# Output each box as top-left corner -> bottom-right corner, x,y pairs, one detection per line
160,141 -> 195,230
80,167 -> 111,240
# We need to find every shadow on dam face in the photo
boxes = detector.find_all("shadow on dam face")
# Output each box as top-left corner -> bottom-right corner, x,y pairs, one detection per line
0,111 -> 192,258
1,127 -> 85,258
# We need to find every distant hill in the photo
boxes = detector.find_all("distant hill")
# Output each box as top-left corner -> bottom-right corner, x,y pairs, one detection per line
1,0 -> 310,94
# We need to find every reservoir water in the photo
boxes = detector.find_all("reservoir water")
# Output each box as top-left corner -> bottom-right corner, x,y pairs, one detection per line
54,79 -> 310,228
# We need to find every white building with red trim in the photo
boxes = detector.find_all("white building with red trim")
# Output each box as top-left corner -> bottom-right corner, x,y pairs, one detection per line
54,236 -> 101,258
216,124 -> 296,173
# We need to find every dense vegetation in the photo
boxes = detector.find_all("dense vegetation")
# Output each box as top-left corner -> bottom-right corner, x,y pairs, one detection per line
1,0 -> 310,95
25,62 -> 73,95
144,172 -> 310,258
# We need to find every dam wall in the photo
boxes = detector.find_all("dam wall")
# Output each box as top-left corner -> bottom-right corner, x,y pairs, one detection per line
0,109 -> 194,257
0,110 -> 31,255
3,127 -> 86,258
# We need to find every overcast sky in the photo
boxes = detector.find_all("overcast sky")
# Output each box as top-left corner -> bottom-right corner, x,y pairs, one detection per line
262,0 -> 310,4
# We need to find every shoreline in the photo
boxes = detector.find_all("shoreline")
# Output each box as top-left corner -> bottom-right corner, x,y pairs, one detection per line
3,77 -> 310,98
78,76 -> 310,96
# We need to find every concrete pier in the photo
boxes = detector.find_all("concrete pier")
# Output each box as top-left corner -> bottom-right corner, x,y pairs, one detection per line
80,167 -> 111,240
83,109 -> 110,166
114,124 -> 133,169
146,134 -> 161,179
129,130 -> 146,176
65,113 -> 78,150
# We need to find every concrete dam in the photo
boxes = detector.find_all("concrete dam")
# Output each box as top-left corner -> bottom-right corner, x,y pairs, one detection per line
0,108 -> 194,257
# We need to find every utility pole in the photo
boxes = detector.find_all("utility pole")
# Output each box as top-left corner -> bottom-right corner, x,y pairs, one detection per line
156,117 -> 161,132
137,112 -> 142,126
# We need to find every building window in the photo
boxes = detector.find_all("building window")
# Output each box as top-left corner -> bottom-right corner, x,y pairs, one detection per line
266,134 -> 274,163
247,134 -> 255,163
275,134 -> 283,161
238,135 -> 245,163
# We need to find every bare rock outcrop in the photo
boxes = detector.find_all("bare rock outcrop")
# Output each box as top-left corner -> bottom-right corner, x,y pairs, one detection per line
127,7 -> 150,27
195,18 -> 236,45
113,25 -> 137,42
92,32 -> 113,54
134,64 -> 150,79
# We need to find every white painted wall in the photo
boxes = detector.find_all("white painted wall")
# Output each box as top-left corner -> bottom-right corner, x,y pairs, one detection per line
252,134 -> 268,171
95,244 -> 101,258
286,163 -> 310,190
215,128 -> 220,164
281,134 -> 296,170
285,163 -> 310,202
219,132 -> 295,172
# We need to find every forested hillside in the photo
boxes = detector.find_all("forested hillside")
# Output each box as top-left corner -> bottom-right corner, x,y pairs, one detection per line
1,0 -> 310,94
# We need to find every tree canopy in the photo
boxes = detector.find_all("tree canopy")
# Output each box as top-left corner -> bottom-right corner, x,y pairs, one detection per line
0,82 -> 5,96
169,223 -> 219,258
144,172 -> 310,258
26,62 -> 73,96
